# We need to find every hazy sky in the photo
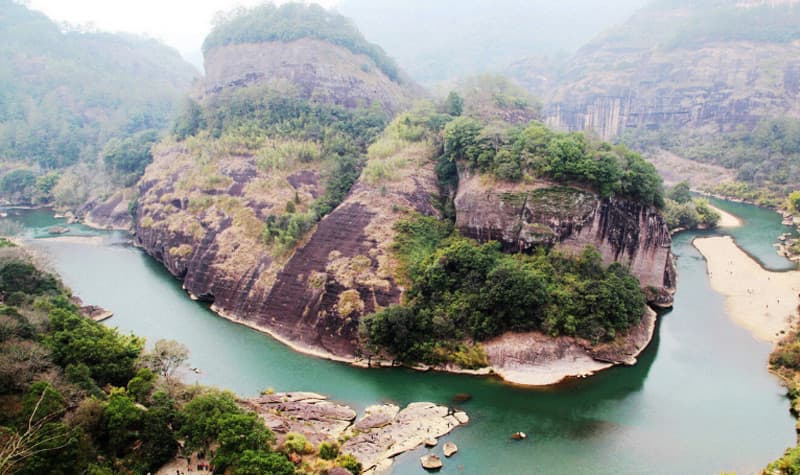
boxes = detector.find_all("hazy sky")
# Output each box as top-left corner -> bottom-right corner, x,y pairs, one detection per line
25,0 -> 341,68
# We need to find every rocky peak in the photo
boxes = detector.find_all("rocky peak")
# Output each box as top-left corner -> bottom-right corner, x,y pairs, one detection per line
197,3 -> 419,115
201,38 -> 417,116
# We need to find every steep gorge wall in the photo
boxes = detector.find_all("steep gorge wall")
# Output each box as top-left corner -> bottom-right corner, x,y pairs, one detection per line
454,169 -> 675,306
135,140 -> 440,358
545,41 -> 800,141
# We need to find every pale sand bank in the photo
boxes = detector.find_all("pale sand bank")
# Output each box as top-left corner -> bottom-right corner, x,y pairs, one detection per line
39,235 -> 106,246
211,300 -> 628,387
709,205 -> 742,228
693,236 -> 800,342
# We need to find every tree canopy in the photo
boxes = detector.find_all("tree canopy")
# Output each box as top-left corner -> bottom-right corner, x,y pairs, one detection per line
361,216 -> 647,367
203,2 -> 401,82
443,118 -> 665,207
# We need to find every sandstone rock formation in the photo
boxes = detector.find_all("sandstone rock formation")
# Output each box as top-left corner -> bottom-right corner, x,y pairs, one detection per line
454,169 -> 675,306
136,135 -> 441,359
135,14 -> 676,383
80,189 -> 136,230
243,392 -> 468,474
508,1 -> 800,142
201,39 -> 418,116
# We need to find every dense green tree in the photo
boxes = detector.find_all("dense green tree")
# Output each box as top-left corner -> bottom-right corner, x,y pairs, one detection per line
336,454 -> 363,475
363,216 -> 648,365
0,170 -> 36,204
102,389 -> 142,455
46,308 -> 143,387
234,450 -> 295,475
443,116 -> 484,163
667,181 -> 692,204
0,261 -> 58,296
443,118 -> 663,206
788,191 -> 800,212
137,391 -> 178,472
126,368 -> 156,403
173,98 -> 205,140
101,130 -> 158,184
177,390 -> 240,451
318,441 -> 340,460
213,412 -> 275,471
0,1 -> 195,174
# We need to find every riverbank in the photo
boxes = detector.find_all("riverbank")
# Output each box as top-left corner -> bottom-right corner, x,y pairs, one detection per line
693,236 -> 800,342
209,296 -> 655,387
709,205 -> 742,228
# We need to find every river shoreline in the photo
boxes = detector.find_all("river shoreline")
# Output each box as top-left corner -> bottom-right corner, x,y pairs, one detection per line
207,293 -> 656,387
709,205 -> 742,228
693,235 -> 800,343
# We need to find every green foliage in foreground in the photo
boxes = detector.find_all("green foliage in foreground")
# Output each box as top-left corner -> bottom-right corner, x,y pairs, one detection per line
203,2 -> 401,82
0,250 -> 308,475
444,118 -> 664,207
361,216 -> 646,366
663,197 -> 720,231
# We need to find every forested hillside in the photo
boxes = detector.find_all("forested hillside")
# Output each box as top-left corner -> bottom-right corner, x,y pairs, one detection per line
0,0 -> 197,205
0,242 -> 366,475
519,0 -> 800,204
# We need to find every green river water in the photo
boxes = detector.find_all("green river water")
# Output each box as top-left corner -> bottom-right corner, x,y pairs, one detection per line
3,200 -> 799,475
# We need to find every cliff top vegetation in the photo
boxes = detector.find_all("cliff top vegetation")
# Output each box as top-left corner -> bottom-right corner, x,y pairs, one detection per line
0,247 -> 360,475
203,2 -> 402,83
443,116 -> 665,208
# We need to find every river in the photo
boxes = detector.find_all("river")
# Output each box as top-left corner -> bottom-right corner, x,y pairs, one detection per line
3,200 -> 798,475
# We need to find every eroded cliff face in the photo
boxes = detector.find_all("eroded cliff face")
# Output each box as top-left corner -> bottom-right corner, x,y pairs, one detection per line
134,28 -> 674,374
455,168 -> 675,306
135,138 -> 440,358
508,2 -> 800,142
545,41 -> 800,141
202,39 -> 418,116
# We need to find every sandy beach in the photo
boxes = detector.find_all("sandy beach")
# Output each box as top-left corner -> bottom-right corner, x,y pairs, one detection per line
693,236 -> 800,342
38,235 -> 107,246
709,205 -> 742,228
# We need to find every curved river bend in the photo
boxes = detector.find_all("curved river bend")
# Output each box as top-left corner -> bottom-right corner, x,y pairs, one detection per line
5,200 -> 798,475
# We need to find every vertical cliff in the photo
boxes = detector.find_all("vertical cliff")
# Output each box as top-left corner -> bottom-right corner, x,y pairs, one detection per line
201,39 -> 418,116
455,169 -> 675,306
135,134 -> 440,358
507,1 -> 800,142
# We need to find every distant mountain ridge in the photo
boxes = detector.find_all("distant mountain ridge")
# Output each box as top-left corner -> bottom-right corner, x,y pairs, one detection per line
506,0 -> 800,197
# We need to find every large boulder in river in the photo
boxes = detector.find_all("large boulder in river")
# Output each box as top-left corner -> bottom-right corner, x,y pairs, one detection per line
420,454 -> 443,470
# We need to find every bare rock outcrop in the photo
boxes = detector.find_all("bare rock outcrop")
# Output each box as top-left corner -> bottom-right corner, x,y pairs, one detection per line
244,393 -> 468,474
454,169 -> 675,307
80,189 -> 135,230
481,306 -> 657,386
509,2 -> 800,142
202,39 -> 418,116
135,138 -> 440,359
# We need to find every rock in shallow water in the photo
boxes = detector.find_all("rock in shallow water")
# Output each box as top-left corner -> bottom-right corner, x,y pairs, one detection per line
443,441 -> 458,457
244,393 -> 468,473
420,454 -> 443,470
